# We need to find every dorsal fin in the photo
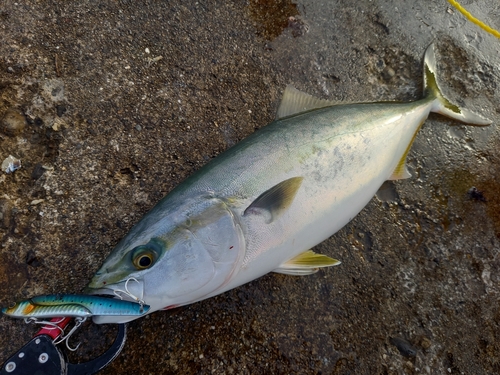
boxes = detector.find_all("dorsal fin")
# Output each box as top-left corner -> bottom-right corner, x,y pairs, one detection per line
243,177 -> 303,223
276,85 -> 339,119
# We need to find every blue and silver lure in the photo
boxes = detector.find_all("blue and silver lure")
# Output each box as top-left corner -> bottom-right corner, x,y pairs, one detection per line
2,294 -> 150,320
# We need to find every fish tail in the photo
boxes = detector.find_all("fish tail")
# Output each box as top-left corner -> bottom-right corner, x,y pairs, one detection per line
423,44 -> 491,126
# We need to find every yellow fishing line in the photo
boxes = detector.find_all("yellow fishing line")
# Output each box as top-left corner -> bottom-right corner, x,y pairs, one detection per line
447,0 -> 500,39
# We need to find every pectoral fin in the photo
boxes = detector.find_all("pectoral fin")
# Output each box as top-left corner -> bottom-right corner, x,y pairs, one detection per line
273,250 -> 341,276
243,177 -> 303,223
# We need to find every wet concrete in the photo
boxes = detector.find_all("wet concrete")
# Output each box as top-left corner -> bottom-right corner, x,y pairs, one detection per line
1,0 -> 500,374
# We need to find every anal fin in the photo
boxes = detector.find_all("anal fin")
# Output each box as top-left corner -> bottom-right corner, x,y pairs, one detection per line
389,159 -> 411,180
273,250 -> 341,276
388,120 -> 424,181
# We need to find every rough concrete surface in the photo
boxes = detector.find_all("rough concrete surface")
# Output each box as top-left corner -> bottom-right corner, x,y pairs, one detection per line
1,0 -> 499,374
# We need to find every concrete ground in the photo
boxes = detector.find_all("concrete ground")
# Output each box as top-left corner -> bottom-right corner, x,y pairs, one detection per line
1,0 -> 499,374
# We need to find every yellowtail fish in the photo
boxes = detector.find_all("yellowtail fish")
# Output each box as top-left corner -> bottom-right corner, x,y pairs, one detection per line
2,294 -> 150,319
86,45 -> 491,324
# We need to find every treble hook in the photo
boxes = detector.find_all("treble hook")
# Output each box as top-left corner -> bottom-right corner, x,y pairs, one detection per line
22,316 -> 86,352
53,316 -> 87,351
113,277 -> 145,311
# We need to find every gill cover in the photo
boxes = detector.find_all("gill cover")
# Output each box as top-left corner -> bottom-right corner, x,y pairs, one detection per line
154,199 -> 245,304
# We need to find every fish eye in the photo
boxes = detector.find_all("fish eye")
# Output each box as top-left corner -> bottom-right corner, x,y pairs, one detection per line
132,247 -> 157,270
137,254 -> 152,268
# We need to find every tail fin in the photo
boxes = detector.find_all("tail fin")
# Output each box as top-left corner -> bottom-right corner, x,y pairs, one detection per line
423,44 -> 491,126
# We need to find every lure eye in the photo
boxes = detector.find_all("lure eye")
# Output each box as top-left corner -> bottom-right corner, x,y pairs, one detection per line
132,247 -> 156,270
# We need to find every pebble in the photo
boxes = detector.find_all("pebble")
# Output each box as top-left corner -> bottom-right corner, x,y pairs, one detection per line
419,336 -> 432,350
1,109 -> 26,136
31,163 -> 46,180
26,250 -> 41,267
2,155 -> 21,173
382,66 -> 395,81
390,337 -> 417,358
56,104 -> 67,117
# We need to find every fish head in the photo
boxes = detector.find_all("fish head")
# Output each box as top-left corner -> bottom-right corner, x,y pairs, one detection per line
87,197 -> 245,323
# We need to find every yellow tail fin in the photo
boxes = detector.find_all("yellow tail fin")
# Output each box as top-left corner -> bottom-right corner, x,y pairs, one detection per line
424,44 -> 491,126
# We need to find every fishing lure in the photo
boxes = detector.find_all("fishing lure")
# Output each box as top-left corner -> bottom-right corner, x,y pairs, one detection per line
30,294 -> 149,316
2,301 -> 92,320
2,294 -> 150,320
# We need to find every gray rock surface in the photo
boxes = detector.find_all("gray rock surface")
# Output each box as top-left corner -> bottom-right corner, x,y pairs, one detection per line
1,0 -> 499,374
